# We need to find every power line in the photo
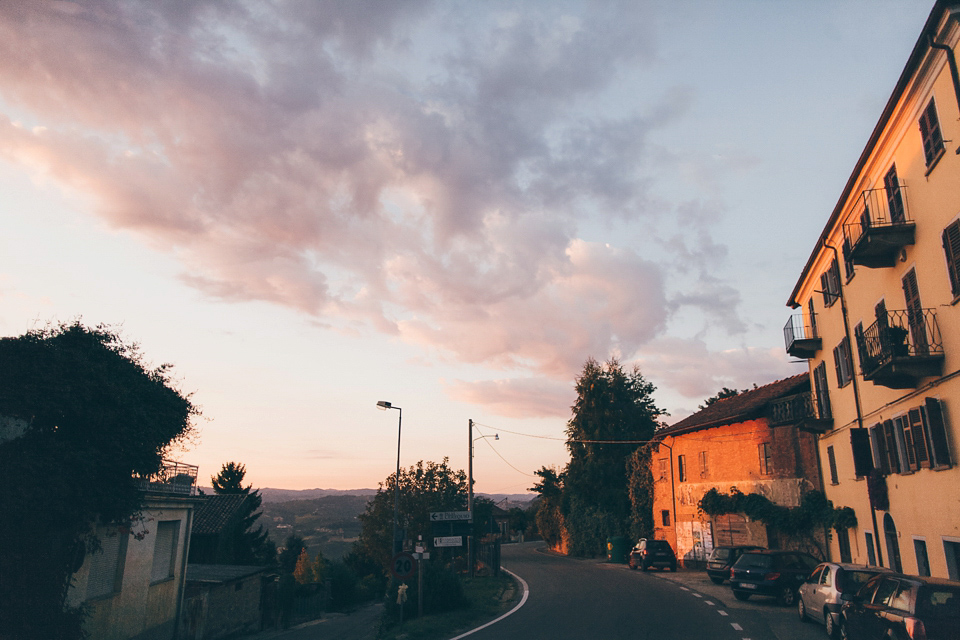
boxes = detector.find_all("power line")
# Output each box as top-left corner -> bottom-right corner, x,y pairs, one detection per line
473,424 -> 537,477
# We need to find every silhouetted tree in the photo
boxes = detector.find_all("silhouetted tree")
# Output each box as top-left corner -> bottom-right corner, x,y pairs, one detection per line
207,461 -> 274,565
211,461 -> 251,493
0,322 -> 197,640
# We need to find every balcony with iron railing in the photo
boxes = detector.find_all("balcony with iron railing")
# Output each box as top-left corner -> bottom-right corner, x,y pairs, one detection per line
860,309 -> 944,389
784,313 -> 821,359
135,459 -> 199,496
769,389 -> 833,432
842,186 -> 915,269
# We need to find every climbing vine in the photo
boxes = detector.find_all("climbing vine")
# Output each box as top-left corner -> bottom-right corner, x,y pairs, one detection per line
698,488 -> 857,536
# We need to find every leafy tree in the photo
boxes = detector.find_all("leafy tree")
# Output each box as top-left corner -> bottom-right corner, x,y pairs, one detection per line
530,466 -> 565,549
293,549 -> 312,584
507,507 -> 528,536
356,458 -> 468,568
563,358 -> 664,556
278,535 -> 307,574
208,461 -> 274,565
211,461 -> 252,493
0,322 -> 197,640
698,385 -> 756,410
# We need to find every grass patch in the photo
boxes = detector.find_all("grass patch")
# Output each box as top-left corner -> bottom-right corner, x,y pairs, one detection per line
377,572 -> 519,640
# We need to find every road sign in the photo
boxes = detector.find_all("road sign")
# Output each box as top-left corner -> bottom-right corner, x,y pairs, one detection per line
433,536 -> 463,547
390,552 -> 416,580
430,511 -> 472,522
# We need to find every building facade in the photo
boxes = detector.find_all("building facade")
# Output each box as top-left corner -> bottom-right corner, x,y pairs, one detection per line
652,376 -> 823,566
786,1 -> 960,579
66,462 -> 199,640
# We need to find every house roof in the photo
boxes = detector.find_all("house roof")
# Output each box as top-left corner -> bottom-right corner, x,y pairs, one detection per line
659,374 -> 809,437
191,493 -> 248,535
186,564 -> 268,584
787,0 -> 955,308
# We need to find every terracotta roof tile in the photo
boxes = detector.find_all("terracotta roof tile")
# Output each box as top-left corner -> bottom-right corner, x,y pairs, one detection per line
660,374 -> 809,436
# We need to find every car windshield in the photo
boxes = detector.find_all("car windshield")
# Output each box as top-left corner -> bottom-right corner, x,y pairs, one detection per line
736,554 -> 772,569
711,548 -> 731,561
838,570 -> 879,593
916,586 -> 960,620
649,541 -> 669,550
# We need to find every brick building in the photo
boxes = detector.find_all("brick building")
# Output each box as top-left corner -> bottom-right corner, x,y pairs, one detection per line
651,375 -> 823,566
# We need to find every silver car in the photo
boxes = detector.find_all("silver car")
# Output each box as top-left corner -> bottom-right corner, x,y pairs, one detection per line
797,562 -> 890,638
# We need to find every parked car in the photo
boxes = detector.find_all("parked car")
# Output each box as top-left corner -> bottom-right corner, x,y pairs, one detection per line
730,550 -> 819,605
706,545 -> 764,584
628,538 -> 677,571
839,572 -> 960,640
797,562 -> 889,638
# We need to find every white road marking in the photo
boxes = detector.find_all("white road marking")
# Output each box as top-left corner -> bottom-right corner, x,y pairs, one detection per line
679,586 -> 690,591
704,600 -> 715,606
693,593 -> 702,598
718,610 -> 729,616
731,623 -> 743,631
449,567 -> 529,639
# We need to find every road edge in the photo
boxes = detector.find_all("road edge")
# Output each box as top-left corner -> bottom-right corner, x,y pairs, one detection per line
447,568 -> 529,640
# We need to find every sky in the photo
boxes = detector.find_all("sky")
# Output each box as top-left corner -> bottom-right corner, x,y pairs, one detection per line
0,0 -> 937,495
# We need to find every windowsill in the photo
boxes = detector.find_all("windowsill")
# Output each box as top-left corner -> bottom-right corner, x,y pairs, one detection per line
86,591 -> 121,603
150,576 -> 175,587
924,147 -> 945,177
951,293 -> 960,306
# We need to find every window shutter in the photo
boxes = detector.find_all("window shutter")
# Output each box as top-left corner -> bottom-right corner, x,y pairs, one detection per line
901,415 -> 918,471
943,221 -> 960,297
821,272 -> 831,306
827,445 -> 839,484
870,424 -> 890,474
883,420 -> 901,474
833,345 -> 844,386
908,408 -> 930,467
893,416 -> 913,472
808,297 -> 818,338
925,397 -> 952,467
151,521 -> 179,582
850,428 -> 873,477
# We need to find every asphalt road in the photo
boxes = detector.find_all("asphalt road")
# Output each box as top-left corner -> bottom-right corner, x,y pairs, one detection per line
463,542 -> 827,640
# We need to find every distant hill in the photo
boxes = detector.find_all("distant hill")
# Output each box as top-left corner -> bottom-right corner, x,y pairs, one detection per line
257,487 -> 378,503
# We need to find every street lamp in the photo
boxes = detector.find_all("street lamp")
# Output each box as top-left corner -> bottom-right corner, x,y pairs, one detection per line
377,400 -> 402,554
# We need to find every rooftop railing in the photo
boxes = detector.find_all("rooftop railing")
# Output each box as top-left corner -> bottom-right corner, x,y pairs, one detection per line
135,459 -> 199,496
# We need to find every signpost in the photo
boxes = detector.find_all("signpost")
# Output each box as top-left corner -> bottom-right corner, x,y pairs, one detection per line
390,552 -> 416,580
433,536 -> 463,547
429,511 -> 472,522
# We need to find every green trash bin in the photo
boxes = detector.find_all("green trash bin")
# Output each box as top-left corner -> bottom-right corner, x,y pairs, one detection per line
606,536 -> 629,563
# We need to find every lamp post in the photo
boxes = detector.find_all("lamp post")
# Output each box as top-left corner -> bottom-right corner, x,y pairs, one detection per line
377,400 -> 402,554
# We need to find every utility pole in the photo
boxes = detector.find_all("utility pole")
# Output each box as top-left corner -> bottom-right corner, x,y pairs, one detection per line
468,418 -> 473,577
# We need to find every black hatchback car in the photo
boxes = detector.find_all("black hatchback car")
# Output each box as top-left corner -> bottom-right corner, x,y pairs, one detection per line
730,550 -> 819,605
706,545 -> 764,584
628,538 -> 677,571
840,572 -> 960,640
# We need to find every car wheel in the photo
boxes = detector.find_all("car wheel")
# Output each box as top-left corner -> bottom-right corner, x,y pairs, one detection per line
733,590 -> 751,601
797,597 -> 808,622
668,564 -> 676,572
641,562 -> 648,571
825,611 -> 839,639
709,576 -> 724,585
838,616 -> 849,640
629,563 -> 637,570
777,586 -> 797,606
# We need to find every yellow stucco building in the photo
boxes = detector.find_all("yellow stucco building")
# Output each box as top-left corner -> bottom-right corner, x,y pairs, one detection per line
786,1 -> 960,579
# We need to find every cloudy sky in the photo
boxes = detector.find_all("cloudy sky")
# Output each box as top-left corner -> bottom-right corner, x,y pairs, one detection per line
0,0 -> 934,494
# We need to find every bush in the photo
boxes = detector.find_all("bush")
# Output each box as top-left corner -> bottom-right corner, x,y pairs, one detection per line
328,560 -> 359,611
384,562 -> 467,623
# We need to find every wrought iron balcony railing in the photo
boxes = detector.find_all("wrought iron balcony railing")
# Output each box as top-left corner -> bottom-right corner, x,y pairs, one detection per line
769,390 -> 832,431
784,313 -> 821,359
860,309 -> 944,388
842,186 -> 915,269
135,459 -> 199,496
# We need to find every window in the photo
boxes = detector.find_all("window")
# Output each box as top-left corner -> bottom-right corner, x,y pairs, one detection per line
902,269 -> 928,354
808,297 -> 818,339
943,219 -> 960,298
842,236 -> 855,280
86,528 -> 128,600
758,443 -> 772,475
882,420 -> 902,474
854,323 -> 866,369
865,531 -> 877,566
851,428 -> 874,477
820,259 -> 841,306
833,337 -> 854,387
827,445 -> 839,484
813,361 -> 832,419
661,510 -> 671,527
884,165 -> 905,224
658,457 -> 669,480
837,528 -> 852,563
698,451 -> 708,478
914,539 -> 931,576
151,520 -> 180,583
945,540 -> 960,580
919,97 -> 945,168
870,423 -> 890,475
677,455 -> 686,482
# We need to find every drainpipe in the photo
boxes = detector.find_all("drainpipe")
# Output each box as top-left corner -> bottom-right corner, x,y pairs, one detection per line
928,34 -> 960,153
822,241 -> 883,567
173,499 -> 194,640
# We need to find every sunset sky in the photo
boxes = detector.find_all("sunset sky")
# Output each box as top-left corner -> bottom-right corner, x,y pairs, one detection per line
0,1 -> 935,495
